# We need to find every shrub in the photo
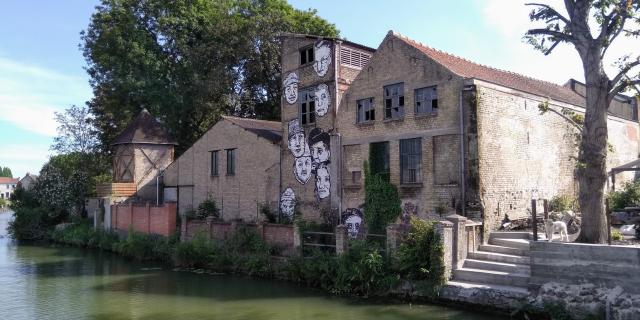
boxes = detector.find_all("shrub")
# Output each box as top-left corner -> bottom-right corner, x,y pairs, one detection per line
611,230 -> 623,241
608,181 -> 640,210
395,219 -> 445,297
334,240 -> 396,296
114,229 -> 172,262
285,249 -> 338,291
550,194 -> 577,212
174,232 -> 217,268
260,203 -> 277,223
195,194 -> 220,220
363,160 -> 401,234
9,206 -> 54,241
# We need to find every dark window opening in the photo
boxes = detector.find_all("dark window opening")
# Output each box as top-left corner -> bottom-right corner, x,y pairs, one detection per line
226,149 -> 236,175
300,46 -> 314,65
400,138 -> 422,184
351,171 -> 362,184
357,98 -> 375,123
415,86 -> 438,115
383,83 -> 405,120
369,141 -> 390,181
300,89 -> 316,125
210,150 -> 219,176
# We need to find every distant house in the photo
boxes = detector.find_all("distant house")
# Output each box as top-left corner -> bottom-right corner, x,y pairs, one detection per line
18,173 -> 38,191
0,177 -> 19,201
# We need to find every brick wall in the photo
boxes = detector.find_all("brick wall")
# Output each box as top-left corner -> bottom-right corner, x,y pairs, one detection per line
111,202 -> 177,237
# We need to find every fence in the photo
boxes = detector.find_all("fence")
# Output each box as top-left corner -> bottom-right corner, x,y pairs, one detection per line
110,202 -> 177,237
302,231 -> 336,256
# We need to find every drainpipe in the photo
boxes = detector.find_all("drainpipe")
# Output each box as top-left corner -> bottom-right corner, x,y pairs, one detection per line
156,170 -> 165,206
459,82 -> 475,216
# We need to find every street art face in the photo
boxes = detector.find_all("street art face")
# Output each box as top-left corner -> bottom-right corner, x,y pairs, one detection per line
315,165 -> 330,200
280,187 -> 296,218
342,208 -> 363,239
313,40 -> 331,77
294,152 -> 312,184
283,72 -> 299,104
308,128 -> 330,166
288,119 -> 308,158
314,83 -> 330,117
401,202 -> 418,224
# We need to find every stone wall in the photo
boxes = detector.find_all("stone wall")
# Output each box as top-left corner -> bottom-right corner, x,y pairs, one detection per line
110,202 -> 177,237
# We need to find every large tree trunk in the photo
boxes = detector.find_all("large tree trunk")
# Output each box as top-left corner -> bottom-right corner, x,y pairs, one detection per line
576,50 -> 610,244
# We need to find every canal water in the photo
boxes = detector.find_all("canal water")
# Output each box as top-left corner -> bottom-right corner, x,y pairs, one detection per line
0,212 -> 498,320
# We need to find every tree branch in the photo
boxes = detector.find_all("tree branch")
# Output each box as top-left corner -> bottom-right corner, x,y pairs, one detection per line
611,78 -> 640,96
611,59 -> 640,88
526,3 -> 571,24
526,28 -> 574,42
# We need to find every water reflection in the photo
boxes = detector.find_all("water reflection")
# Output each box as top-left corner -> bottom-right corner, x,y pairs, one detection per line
0,212 -> 499,320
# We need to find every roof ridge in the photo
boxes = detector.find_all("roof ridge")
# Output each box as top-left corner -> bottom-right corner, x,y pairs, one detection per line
222,115 -> 281,125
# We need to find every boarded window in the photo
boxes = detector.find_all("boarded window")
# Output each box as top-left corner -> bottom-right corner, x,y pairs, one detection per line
369,141 -> 390,181
340,47 -> 371,69
210,150 -> 219,176
384,83 -> 405,120
300,46 -> 314,65
357,98 -> 375,123
433,135 -> 460,185
400,138 -> 422,184
299,88 -> 316,125
343,144 -> 363,186
226,148 -> 236,175
415,86 -> 438,115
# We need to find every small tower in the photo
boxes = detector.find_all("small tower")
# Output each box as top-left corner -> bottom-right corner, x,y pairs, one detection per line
111,109 -> 177,201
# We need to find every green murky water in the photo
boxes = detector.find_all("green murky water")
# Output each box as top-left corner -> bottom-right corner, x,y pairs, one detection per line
0,212 -> 498,320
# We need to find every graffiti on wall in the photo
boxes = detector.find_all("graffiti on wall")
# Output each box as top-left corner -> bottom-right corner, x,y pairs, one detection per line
294,149 -> 312,184
315,164 -> 331,199
280,187 -> 296,219
308,128 -> 331,168
314,83 -> 330,117
341,208 -> 363,239
401,202 -> 418,224
288,119 -> 308,158
313,40 -> 331,77
283,72 -> 299,104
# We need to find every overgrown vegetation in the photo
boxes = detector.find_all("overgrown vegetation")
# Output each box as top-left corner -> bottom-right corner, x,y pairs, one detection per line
550,194 -> 578,212
608,181 -> 640,211
611,230 -> 623,241
363,160 -> 401,234
194,194 -> 220,220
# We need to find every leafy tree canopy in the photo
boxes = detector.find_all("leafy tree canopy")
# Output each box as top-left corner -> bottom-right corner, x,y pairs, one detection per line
82,0 -> 339,154
0,167 -> 12,178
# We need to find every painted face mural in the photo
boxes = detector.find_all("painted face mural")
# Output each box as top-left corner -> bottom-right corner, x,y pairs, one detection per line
293,151 -> 312,184
313,40 -> 332,77
283,72 -> 299,104
342,208 -> 363,239
308,128 -> 330,167
401,202 -> 418,224
280,187 -> 296,218
288,119 -> 308,158
315,165 -> 331,200
314,84 -> 331,117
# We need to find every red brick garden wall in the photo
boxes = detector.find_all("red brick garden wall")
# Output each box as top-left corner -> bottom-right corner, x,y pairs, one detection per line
111,202 -> 177,237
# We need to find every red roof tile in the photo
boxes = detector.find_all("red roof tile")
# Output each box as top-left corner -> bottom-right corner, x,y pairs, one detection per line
393,32 -> 585,107
0,177 -> 19,184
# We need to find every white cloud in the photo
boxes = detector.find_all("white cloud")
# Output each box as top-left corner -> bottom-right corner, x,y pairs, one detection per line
0,144 -> 52,179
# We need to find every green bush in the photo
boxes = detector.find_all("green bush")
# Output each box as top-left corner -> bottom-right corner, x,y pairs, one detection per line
260,203 -> 277,223
363,160 -> 401,234
195,194 -> 220,220
114,229 -> 172,262
396,219 -> 445,297
611,230 -> 623,241
285,249 -> 338,291
174,232 -> 217,268
335,240 -> 396,296
550,194 -> 577,212
608,181 -> 640,210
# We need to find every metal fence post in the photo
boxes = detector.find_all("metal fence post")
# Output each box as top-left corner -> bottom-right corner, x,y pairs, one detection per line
532,199 -> 538,241
606,198 -> 612,245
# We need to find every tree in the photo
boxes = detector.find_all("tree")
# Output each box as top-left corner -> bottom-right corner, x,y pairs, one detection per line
82,0 -> 338,154
525,0 -> 640,243
0,167 -> 12,178
52,104 -> 99,154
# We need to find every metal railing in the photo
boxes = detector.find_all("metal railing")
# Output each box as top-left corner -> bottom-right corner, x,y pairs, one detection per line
302,231 -> 336,256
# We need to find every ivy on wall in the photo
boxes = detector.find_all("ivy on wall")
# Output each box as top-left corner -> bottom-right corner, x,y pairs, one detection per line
363,160 -> 401,234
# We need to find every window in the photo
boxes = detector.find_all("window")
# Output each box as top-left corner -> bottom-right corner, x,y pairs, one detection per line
415,86 -> 438,115
369,141 -> 390,181
384,83 -> 405,120
400,138 -> 422,184
226,149 -> 236,175
300,46 -> 314,65
300,88 -> 316,125
356,98 -> 375,123
210,150 -> 219,176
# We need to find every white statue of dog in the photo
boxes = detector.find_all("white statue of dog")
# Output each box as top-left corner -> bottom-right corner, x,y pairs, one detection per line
544,219 -> 568,242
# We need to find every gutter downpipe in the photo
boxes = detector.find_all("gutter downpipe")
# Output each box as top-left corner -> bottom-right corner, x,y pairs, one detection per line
156,169 -> 165,206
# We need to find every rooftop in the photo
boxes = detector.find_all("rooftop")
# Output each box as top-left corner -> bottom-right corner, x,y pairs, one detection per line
0,177 -> 19,184
222,116 -> 282,144
111,109 -> 178,146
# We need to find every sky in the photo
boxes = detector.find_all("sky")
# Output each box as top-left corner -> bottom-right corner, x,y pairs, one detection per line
0,0 -> 637,179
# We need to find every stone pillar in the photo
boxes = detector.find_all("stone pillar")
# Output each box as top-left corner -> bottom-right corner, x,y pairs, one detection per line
293,223 -> 302,256
257,222 -> 266,240
436,220 -> 454,280
335,225 -> 348,255
180,213 -> 188,242
386,223 -> 407,256
446,214 -> 468,269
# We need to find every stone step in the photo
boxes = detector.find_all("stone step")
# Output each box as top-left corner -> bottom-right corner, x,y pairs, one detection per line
453,267 -> 529,288
463,259 -> 530,274
489,231 -> 531,240
444,280 -> 530,295
489,238 -> 531,251
478,244 -> 529,256
468,250 -> 530,265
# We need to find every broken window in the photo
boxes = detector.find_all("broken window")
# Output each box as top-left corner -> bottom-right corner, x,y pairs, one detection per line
299,88 -> 316,125
400,138 -> 422,184
226,148 -> 236,176
356,98 -> 375,123
384,83 -> 405,120
415,86 -> 438,115
210,150 -> 219,176
369,141 -> 390,181
300,46 -> 314,65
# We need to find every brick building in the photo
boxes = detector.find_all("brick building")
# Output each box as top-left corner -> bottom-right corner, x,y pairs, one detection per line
163,116 -> 281,222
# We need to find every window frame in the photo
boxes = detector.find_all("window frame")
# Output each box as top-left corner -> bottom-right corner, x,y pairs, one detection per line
356,97 -> 375,123
400,138 -> 422,184
383,83 -> 405,120
225,148 -> 236,176
210,150 -> 219,177
414,86 -> 438,115
299,46 -> 314,66
299,87 -> 316,126
369,141 -> 390,181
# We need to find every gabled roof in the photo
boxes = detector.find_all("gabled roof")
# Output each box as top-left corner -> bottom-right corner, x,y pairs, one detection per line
0,177 -> 19,184
222,116 -> 282,144
280,32 -> 376,53
111,109 -> 177,146
391,31 -> 586,107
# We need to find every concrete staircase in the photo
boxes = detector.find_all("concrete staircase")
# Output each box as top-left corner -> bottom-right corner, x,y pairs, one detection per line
449,231 -> 532,294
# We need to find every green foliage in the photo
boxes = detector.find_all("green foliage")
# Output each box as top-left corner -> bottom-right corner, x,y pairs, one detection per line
174,232 -> 218,268
260,203 -> 277,223
0,198 -> 7,207
51,221 -> 120,250
285,250 -> 338,291
114,228 -> 174,262
550,194 -> 577,212
363,160 -> 402,234
195,194 -> 220,220
396,219 -> 445,297
0,166 -> 12,178
8,187 -> 60,241
83,0 -> 339,154
52,104 -> 99,154
334,240 -> 396,296
608,180 -> 640,210
611,230 -> 623,241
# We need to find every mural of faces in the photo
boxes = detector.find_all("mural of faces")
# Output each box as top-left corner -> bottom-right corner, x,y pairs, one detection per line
283,72 -> 299,104
294,153 -> 312,184
314,83 -> 330,117
308,128 -> 330,167
313,40 -> 332,77
280,187 -> 296,218
315,165 -> 330,200
287,119 -> 308,158
342,208 -> 363,239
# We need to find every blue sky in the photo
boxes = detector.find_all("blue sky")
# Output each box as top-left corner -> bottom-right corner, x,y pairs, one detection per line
0,0 -> 636,179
